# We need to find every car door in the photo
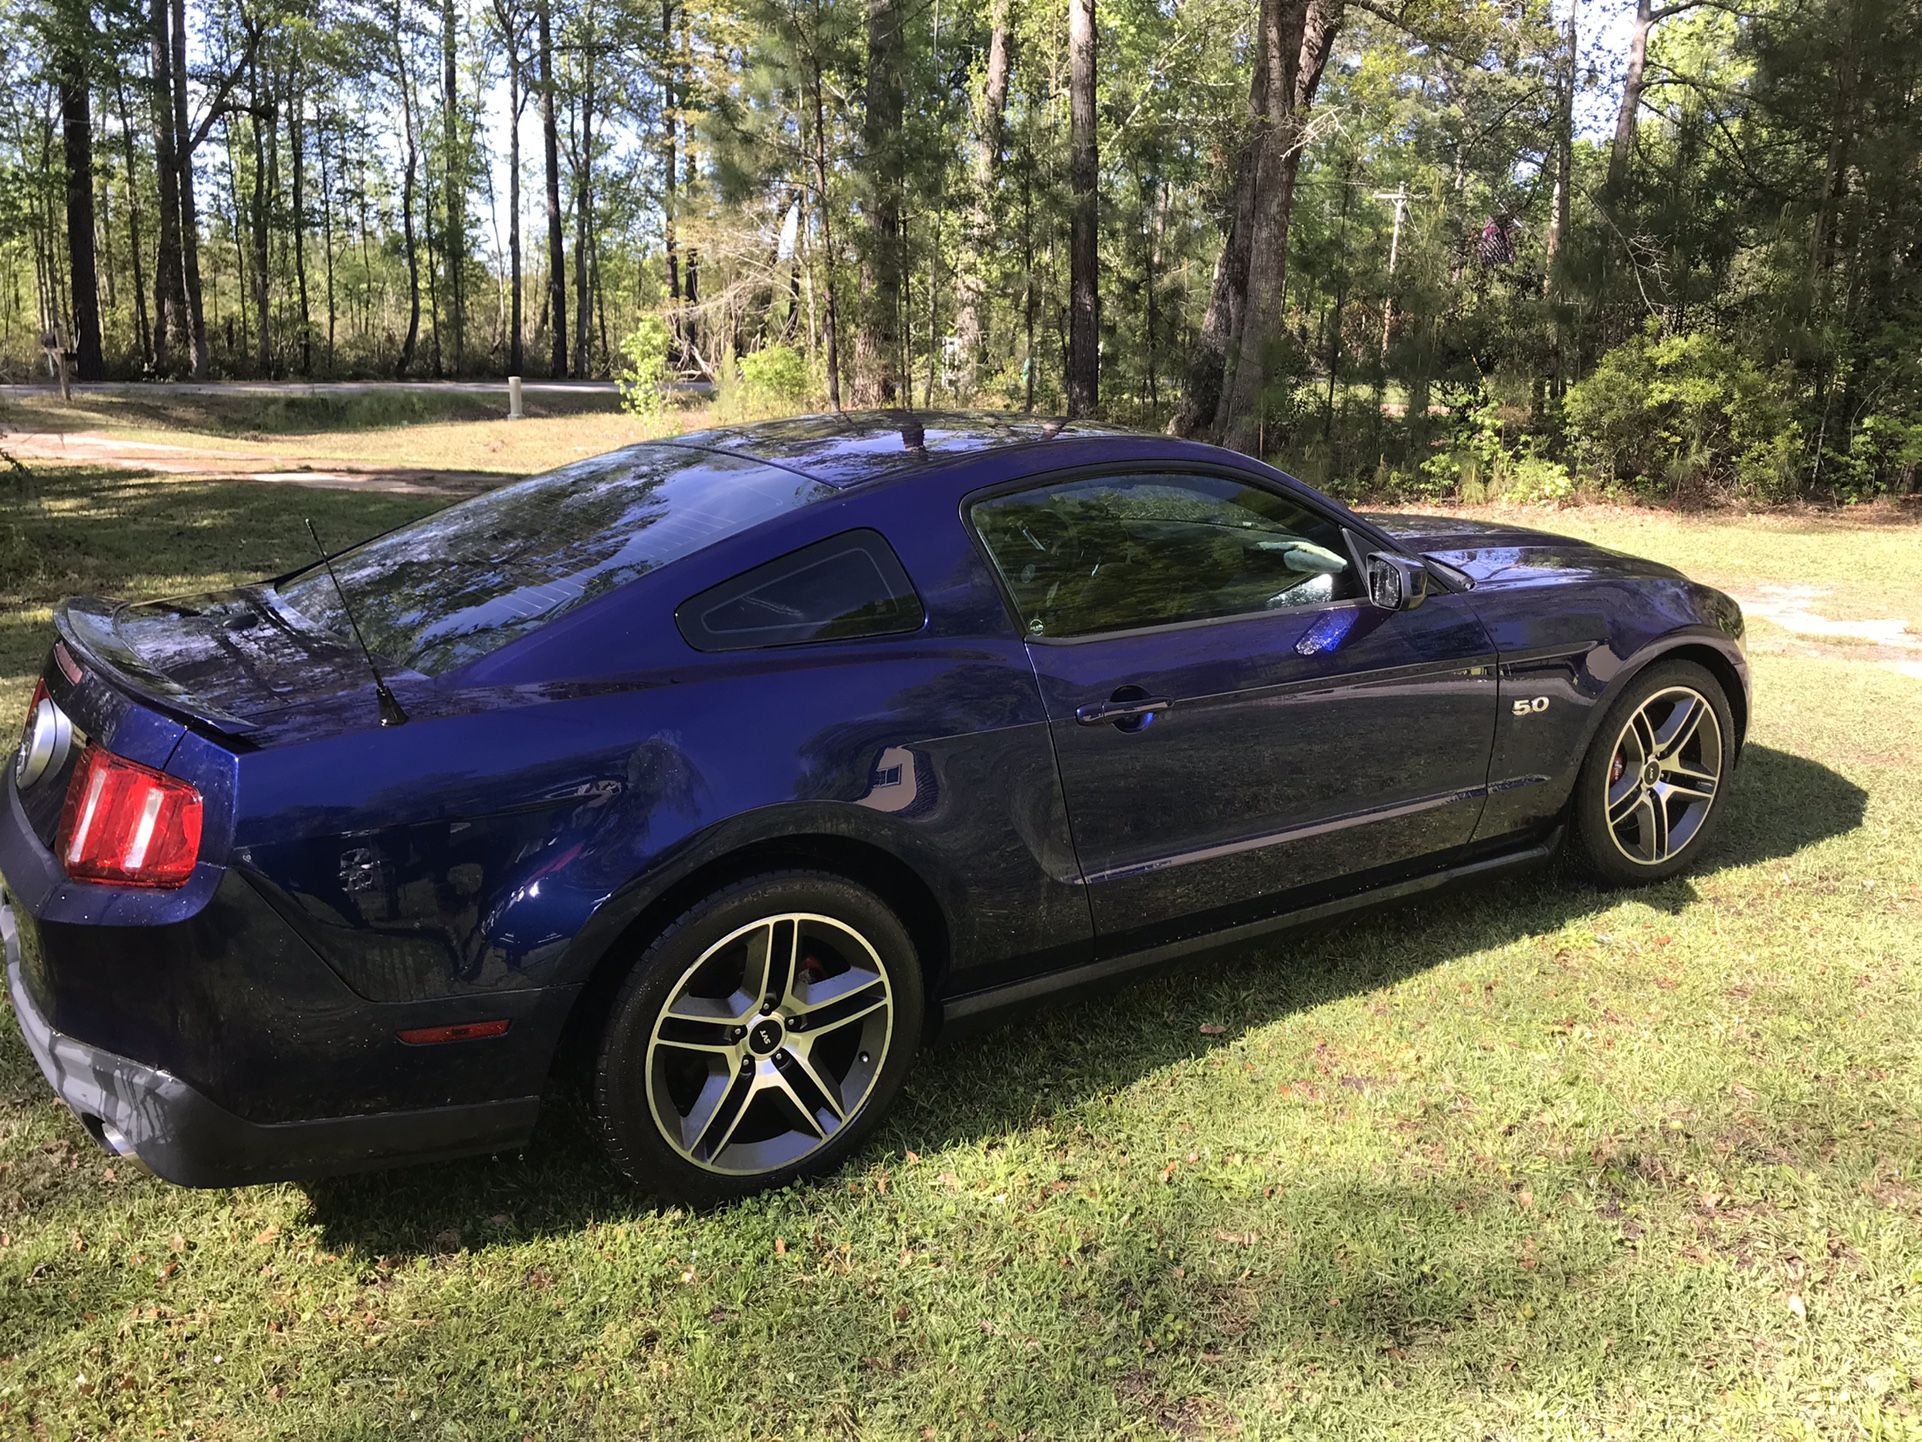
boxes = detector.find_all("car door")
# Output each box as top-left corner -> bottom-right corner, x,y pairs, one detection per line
969,467 -> 1499,950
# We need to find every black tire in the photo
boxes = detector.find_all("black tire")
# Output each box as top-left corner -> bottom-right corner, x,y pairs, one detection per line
1572,658 -> 1735,887
590,869 -> 925,1205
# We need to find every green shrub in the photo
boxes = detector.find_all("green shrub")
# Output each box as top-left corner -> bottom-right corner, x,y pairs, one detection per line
736,344 -> 813,407
1564,327 -> 1801,502
1501,454 -> 1575,505
617,316 -> 674,416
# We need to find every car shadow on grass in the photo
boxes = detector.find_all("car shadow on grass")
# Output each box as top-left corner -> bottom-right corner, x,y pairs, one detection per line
300,742 -> 1865,1253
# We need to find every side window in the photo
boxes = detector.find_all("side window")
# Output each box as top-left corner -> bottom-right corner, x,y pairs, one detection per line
676,529 -> 924,652
971,472 -> 1357,640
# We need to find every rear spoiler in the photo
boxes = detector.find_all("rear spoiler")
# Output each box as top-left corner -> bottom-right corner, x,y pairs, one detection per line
55,598 -> 260,739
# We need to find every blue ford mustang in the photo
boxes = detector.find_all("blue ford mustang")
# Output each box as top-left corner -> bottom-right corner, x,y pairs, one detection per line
2,413 -> 1748,1201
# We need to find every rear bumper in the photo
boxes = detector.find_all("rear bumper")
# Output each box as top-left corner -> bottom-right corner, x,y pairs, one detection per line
4,900 -> 540,1187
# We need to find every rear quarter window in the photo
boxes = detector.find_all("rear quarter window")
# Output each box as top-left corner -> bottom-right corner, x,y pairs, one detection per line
675,530 -> 924,652
275,445 -> 829,675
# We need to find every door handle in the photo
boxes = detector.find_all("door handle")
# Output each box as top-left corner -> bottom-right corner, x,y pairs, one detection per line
1075,690 -> 1172,730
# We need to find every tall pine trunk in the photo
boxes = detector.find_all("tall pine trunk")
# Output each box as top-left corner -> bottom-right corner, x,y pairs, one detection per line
290,66 -> 312,373
573,57 -> 594,377
1065,0 -> 1098,416
1214,0 -> 1338,453
442,0 -> 465,372
852,0 -> 905,406
537,0 -> 566,376
662,0 -> 682,368
148,0 -> 188,373
58,12 -> 104,381
395,11 -> 422,375
171,0 -> 209,376
111,74 -> 151,368
497,0 -> 524,375
953,0 -> 1012,401
247,42 -> 271,374
808,40 -> 842,408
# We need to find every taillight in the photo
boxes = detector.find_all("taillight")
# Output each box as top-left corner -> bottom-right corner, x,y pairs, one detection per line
57,745 -> 203,888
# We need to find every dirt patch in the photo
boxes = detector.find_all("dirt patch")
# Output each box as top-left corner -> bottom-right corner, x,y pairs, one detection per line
0,429 -> 501,497
1731,584 -> 1922,679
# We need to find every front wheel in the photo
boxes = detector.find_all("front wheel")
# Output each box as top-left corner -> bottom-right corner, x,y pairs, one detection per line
1572,659 -> 1735,886
590,870 -> 924,1205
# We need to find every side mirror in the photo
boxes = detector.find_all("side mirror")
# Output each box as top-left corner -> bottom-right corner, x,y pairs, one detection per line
1365,552 -> 1429,612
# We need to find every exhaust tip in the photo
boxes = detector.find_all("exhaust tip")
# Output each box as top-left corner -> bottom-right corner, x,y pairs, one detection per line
82,1115 -> 154,1176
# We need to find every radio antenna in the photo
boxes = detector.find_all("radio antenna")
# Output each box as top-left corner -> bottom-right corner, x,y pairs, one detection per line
303,518 -> 408,727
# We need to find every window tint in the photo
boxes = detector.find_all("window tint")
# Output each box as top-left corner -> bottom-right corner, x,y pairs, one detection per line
972,471 -> 1357,639
276,445 -> 829,675
676,530 -> 923,651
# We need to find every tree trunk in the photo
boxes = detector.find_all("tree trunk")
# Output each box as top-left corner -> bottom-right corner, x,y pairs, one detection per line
247,44 -> 271,374
319,106 -> 336,372
171,0 -> 210,377
1066,0 -> 1098,416
290,68 -> 312,373
1544,0 -> 1574,393
678,7 -> 700,370
852,0 -> 905,406
1607,0 -> 1654,198
396,12 -> 422,375
573,57 -> 594,377
809,42 -> 842,409
662,0 -> 682,367
951,0 -> 1011,400
537,0 -> 566,376
111,73 -> 151,368
442,0 -> 465,371
1169,8 -> 1274,439
1215,0 -> 1339,455
1199,0 -> 1337,451
58,14 -> 104,381
148,0 -> 188,374
497,0 -> 524,375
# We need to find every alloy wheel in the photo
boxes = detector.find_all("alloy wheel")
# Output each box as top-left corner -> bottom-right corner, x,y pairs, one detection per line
644,913 -> 895,1176
1603,684 -> 1724,867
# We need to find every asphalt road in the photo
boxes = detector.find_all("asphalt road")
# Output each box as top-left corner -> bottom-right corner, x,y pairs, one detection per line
0,377 -> 718,398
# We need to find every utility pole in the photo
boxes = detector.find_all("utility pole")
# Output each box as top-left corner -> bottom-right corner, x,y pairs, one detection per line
1375,181 -> 1408,365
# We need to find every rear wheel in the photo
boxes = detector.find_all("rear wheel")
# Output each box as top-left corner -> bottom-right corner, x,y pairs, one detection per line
590,870 -> 924,1204
1573,659 -> 1734,886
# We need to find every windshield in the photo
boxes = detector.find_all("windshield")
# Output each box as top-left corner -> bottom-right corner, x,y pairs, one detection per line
277,444 -> 828,676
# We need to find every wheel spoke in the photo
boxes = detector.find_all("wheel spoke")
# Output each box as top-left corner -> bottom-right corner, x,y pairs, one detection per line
783,1042 -> 847,1124
800,980 -> 889,1038
654,1010 -> 739,1056
742,920 -> 798,1014
766,1067 -> 828,1139
1630,709 -> 1657,767
1654,696 -> 1704,760
1635,791 -> 1670,863
1658,776 -> 1716,805
684,1067 -> 757,1161
1606,776 -> 1643,826
1661,756 -> 1718,787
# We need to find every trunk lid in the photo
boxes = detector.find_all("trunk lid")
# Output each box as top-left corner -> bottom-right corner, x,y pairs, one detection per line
56,588 -> 393,736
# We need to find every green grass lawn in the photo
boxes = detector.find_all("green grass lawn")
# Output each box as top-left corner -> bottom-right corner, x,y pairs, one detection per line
2,471 -> 1920,1439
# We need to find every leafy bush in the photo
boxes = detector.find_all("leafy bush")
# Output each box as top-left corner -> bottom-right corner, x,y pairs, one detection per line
1564,328 -> 1801,502
617,316 -> 674,416
736,344 -> 812,406
1501,454 -> 1575,505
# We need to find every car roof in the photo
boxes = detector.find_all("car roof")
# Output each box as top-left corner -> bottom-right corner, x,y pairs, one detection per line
658,410 -> 1137,491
